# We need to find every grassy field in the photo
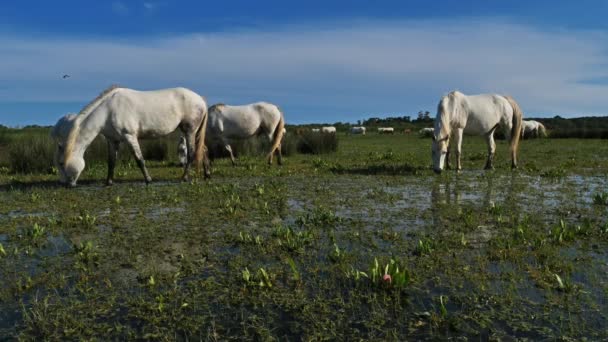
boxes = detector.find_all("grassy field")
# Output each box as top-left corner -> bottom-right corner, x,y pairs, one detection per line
0,133 -> 607,340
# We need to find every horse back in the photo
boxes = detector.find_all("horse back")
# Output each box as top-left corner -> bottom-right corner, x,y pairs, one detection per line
105,88 -> 205,138
209,102 -> 280,138
462,94 -> 511,134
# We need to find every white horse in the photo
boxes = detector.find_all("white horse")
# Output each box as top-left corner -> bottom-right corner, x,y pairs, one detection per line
311,128 -> 321,133
432,91 -> 523,173
419,127 -> 434,137
58,85 -> 210,186
321,126 -> 336,134
378,127 -> 394,134
350,126 -> 366,135
206,102 -> 285,166
521,120 -> 547,139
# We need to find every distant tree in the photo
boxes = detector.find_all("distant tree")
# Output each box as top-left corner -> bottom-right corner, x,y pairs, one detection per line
417,111 -> 425,121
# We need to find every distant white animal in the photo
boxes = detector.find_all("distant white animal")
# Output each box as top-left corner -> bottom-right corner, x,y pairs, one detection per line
50,113 -> 78,184
207,102 -> 285,166
351,126 -> 366,135
377,127 -> 394,134
311,128 -> 320,133
419,127 -> 434,137
432,91 -> 523,173
57,85 -> 210,186
177,136 -> 188,166
521,120 -> 547,139
321,126 -> 336,134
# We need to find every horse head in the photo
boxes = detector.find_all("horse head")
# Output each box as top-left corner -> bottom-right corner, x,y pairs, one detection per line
432,95 -> 453,173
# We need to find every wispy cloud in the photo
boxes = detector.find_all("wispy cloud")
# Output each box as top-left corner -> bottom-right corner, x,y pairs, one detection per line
1,19 -> 608,123
143,1 -> 163,11
111,1 -> 129,16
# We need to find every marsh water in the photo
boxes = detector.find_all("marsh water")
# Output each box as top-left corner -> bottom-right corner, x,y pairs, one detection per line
1,167 -> 607,339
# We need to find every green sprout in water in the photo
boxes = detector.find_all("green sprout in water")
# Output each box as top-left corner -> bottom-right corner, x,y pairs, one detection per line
241,267 -> 273,288
593,192 -> 608,206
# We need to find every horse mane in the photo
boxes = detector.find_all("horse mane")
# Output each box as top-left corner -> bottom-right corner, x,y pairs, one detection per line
63,85 -> 122,163
436,91 -> 461,139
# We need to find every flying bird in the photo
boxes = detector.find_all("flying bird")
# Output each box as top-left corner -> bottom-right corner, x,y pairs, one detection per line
62,74 -> 70,79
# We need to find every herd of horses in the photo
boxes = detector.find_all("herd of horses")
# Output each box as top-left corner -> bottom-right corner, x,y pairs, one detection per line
51,86 -> 539,185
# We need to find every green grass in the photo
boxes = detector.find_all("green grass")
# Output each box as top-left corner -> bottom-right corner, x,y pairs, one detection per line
0,133 -> 607,339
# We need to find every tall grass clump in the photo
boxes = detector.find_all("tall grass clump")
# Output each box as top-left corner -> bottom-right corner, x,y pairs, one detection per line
84,135 -> 176,165
207,133 -> 300,159
296,131 -> 338,154
142,139 -> 169,161
8,135 -> 55,174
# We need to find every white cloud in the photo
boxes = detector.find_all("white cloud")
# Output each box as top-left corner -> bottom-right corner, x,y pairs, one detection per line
111,1 -> 129,16
1,19 -> 608,122
143,2 -> 161,11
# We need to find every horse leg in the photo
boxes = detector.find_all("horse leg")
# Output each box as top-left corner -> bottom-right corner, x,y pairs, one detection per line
202,147 -> 211,178
181,133 -> 196,181
106,140 -> 120,186
276,143 -> 283,165
225,144 -> 236,166
454,128 -> 464,171
445,141 -> 451,170
124,134 -> 152,184
484,133 -> 496,170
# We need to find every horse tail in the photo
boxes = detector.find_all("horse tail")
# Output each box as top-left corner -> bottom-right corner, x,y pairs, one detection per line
503,95 -> 523,169
538,122 -> 547,137
267,108 -> 285,164
194,104 -> 209,175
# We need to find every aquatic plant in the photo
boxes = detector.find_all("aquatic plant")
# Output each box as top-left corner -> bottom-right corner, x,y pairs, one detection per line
592,192 -> 608,206
242,267 -> 273,288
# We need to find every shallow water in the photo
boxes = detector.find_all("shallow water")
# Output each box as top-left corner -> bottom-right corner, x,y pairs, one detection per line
1,171 -> 607,339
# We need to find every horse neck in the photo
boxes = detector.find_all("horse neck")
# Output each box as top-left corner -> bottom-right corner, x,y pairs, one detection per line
73,107 -> 109,156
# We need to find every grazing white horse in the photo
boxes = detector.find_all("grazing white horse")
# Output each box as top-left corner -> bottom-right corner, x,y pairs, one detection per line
321,126 -> 336,134
521,120 -> 547,139
58,85 -> 210,186
311,128 -> 321,133
351,126 -> 366,135
378,127 -> 394,134
206,102 -> 285,166
177,136 -> 188,166
419,127 -> 434,137
432,91 -> 523,173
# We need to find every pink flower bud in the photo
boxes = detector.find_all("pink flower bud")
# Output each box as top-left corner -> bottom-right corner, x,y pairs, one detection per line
383,274 -> 392,283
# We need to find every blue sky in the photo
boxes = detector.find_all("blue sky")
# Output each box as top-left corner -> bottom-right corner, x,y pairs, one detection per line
1,1 -> 608,126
